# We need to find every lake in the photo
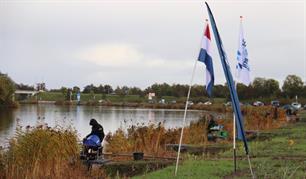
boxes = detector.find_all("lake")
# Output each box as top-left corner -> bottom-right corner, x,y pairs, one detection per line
0,104 -> 204,146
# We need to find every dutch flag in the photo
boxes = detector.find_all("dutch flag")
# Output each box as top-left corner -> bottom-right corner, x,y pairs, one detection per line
198,22 -> 214,96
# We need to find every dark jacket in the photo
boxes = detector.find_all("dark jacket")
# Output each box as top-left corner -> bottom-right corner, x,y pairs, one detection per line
86,119 -> 105,142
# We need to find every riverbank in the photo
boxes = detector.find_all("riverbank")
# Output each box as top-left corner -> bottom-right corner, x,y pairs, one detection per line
18,91 -> 226,108
133,110 -> 306,178
19,100 -> 229,112
0,104 -> 204,148
0,108 -> 299,178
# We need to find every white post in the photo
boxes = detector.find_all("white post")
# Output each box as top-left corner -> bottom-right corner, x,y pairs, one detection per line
233,82 -> 237,172
174,59 -> 198,176
247,154 -> 255,179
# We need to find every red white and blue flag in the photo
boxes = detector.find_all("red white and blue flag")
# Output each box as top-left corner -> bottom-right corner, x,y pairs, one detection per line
198,22 -> 214,96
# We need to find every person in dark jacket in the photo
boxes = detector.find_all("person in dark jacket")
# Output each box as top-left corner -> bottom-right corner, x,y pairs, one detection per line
81,119 -> 105,157
85,118 -> 105,143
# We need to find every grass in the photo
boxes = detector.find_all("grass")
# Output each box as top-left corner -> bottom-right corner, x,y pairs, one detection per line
134,159 -> 248,179
37,92 -> 66,101
132,110 -> 306,178
26,92 -> 229,104
1,107 -> 304,178
0,125 -> 91,179
33,92 -> 146,103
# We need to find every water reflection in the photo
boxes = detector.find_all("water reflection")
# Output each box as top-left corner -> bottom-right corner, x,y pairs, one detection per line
0,109 -> 15,145
0,104 -> 202,146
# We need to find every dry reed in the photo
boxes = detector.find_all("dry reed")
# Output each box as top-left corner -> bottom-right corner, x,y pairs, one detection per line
0,125 -> 91,179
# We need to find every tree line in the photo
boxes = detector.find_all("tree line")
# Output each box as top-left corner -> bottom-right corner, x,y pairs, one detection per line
49,74 -> 306,100
3,73 -> 306,105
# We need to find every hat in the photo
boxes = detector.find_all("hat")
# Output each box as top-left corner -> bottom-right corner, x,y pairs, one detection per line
89,118 -> 97,126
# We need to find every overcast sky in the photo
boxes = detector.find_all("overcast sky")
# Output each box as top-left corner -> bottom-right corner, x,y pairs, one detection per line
0,0 -> 305,89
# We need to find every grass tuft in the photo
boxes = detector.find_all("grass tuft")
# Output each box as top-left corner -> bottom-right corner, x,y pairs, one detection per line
0,125 -> 91,179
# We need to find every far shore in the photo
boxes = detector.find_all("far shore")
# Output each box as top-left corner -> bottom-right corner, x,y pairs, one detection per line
18,100 -> 228,112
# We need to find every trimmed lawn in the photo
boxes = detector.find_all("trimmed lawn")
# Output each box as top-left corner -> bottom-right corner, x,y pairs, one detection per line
134,160 -> 248,179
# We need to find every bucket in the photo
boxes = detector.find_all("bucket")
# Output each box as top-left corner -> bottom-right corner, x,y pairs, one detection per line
133,152 -> 144,160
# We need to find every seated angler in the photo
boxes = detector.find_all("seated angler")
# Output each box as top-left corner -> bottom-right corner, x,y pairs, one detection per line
83,119 -> 105,156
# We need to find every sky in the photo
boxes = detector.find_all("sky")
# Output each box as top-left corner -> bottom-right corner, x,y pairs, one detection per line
0,0 -> 305,90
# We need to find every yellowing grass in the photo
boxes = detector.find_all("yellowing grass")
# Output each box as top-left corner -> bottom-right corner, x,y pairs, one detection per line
1,126 -> 89,179
106,107 -> 288,156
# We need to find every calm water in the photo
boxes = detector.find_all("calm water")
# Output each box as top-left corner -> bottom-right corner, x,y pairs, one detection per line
0,104 -> 204,146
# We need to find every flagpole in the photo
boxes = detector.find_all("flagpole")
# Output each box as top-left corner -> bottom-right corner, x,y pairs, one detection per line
175,19 -> 211,176
233,101 -> 237,172
247,154 -> 255,179
233,18 -> 243,172
205,2 -> 255,178
233,18 -> 242,172
233,16 -> 243,173
174,57 -> 198,176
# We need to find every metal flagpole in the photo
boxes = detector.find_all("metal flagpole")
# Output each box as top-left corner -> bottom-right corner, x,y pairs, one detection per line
233,17 -> 243,173
174,58 -> 198,176
175,19 -> 211,176
233,83 -> 237,172
233,112 -> 237,172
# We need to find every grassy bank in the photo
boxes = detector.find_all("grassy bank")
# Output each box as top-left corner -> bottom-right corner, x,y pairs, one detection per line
133,110 -> 306,178
0,108 -> 303,178
22,91 -> 224,104
134,159 -> 248,179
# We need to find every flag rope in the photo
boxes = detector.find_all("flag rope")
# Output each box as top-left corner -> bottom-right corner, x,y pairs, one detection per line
174,58 -> 198,176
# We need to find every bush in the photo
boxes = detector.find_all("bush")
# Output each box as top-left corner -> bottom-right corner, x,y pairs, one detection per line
0,125 -> 89,178
0,73 -> 16,106
105,118 -> 211,156
105,107 -> 288,156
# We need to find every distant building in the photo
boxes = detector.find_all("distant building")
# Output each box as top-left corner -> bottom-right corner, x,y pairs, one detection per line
148,93 -> 155,100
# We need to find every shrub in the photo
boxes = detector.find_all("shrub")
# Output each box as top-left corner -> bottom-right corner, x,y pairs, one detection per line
105,107 -> 288,156
1,125 -> 89,179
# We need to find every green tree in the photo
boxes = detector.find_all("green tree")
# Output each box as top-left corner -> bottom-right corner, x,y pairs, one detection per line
282,75 -> 303,98
191,85 -> 205,98
72,86 -> 80,93
147,83 -> 162,98
60,87 -> 68,100
168,84 -> 188,97
114,86 -> 125,96
104,85 -> 113,94
83,84 -> 96,93
212,84 -> 229,99
236,83 -> 252,100
0,73 -> 16,105
97,85 -> 105,94
121,86 -> 129,95
264,79 -> 280,97
128,87 -> 143,96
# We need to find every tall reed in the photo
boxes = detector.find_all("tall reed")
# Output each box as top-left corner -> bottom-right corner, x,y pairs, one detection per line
105,107 -> 288,155
1,125 -> 89,179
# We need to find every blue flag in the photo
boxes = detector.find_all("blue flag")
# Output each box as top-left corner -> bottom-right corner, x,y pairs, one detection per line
198,22 -> 214,96
205,2 -> 249,154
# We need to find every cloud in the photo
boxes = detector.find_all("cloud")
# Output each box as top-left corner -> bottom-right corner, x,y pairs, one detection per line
77,43 -> 142,66
74,43 -> 199,88
76,43 -> 192,69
